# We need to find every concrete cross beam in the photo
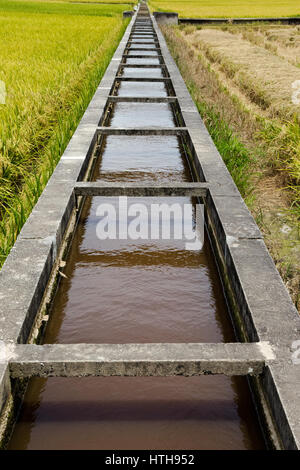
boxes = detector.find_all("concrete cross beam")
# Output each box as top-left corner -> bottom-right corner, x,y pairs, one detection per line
7,342 -> 272,378
128,40 -> 159,43
107,97 -> 176,103
125,47 -> 161,51
97,127 -> 187,136
73,181 -> 209,197
130,33 -> 156,36
122,54 -> 164,59
118,64 -> 167,68
116,77 -> 170,82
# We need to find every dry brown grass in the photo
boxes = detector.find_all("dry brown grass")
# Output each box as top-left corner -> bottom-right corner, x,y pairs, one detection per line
185,28 -> 300,120
222,25 -> 300,68
253,174 -> 300,305
167,27 -> 262,151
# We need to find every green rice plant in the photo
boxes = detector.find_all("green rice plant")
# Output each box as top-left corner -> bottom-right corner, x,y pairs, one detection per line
0,0 -> 130,266
0,0 -> 133,17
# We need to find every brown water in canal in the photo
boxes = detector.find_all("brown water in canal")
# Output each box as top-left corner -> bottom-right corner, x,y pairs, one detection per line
9,61 -> 265,450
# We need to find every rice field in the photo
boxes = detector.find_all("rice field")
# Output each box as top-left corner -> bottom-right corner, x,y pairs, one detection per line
149,0 -> 300,18
0,0 -> 131,265
184,26 -> 300,117
0,0 -> 133,16
223,24 -> 300,67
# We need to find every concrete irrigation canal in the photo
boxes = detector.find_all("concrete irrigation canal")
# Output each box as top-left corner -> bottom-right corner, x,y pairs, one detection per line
0,2 -> 300,450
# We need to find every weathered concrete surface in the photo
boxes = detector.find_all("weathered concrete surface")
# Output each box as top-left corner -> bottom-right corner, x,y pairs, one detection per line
74,181 -> 209,197
0,237 -> 55,344
8,342 -> 269,377
125,47 -> 161,51
153,12 -> 178,25
118,64 -> 167,68
128,40 -> 157,44
97,127 -> 186,137
123,54 -> 164,59
130,33 -> 156,37
116,77 -> 169,81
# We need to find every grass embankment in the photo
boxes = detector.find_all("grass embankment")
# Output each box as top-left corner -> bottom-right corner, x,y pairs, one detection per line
0,0 -> 131,266
149,0 -> 300,18
162,24 -> 300,309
